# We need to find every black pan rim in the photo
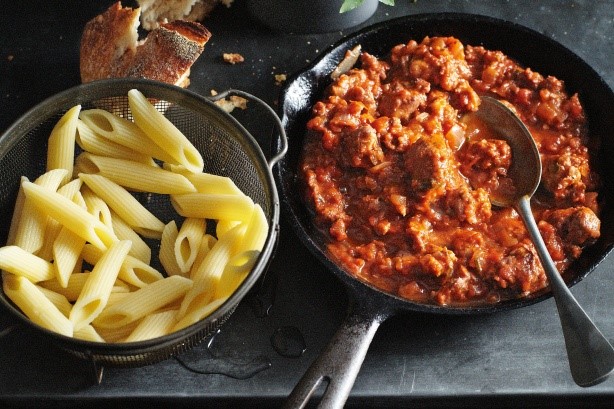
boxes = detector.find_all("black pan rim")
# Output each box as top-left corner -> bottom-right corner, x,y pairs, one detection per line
275,12 -> 614,316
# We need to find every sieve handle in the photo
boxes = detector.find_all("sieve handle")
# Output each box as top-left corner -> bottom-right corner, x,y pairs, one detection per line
209,89 -> 288,170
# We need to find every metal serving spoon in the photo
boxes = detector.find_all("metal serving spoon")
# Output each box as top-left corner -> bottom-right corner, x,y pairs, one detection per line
472,96 -> 614,387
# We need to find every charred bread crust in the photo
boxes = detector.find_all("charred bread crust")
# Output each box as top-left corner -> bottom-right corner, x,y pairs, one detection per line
125,21 -> 211,87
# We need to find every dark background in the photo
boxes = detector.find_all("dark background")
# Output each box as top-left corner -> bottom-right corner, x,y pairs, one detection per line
1,1 -> 613,407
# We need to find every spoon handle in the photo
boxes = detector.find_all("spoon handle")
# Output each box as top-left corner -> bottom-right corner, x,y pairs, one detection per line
516,195 -> 614,386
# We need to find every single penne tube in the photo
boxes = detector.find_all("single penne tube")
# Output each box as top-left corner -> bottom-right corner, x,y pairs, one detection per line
79,173 -> 165,239
173,296 -> 226,332
6,176 -> 27,246
0,245 -> 55,282
79,108 -> 175,163
37,179 -> 85,261
163,167 -> 244,195
180,223 -> 246,318
128,88 -> 204,173
159,221 -> 184,277
21,181 -> 117,250
81,185 -> 113,230
81,244 -> 163,288
110,210 -> 151,264
73,324 -> 106,343
106,291 -> 130,306
76,119 -> 156,165
52,226 -> 86,288
238,204 -> 269,253
123,309 -> 178,342
36,285 -> 73,318
76,153 -> 196,194
216,219 -> 241,238
175,218 -> 205,274
3,274 -> 73,337
93,275 -> 193,329
94,319 -> 141,343
186,172 -> 244,195
190,234 -> 217,275
215,250 -> 260,300
13,169 -> 69,254
46,105 -> 80,183
170,192 -> 254,221
69,240 -> 132,331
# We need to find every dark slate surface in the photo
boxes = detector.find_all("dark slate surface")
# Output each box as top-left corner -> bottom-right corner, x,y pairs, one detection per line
0,1 -> 613,407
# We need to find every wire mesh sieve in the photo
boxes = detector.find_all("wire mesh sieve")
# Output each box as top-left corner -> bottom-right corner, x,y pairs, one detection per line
0,78 -> 286,369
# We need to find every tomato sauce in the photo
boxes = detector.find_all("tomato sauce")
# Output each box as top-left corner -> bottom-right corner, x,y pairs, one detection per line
300,36 -> 600,306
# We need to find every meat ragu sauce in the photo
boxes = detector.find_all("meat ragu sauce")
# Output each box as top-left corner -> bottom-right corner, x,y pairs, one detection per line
300,36 -> 601,306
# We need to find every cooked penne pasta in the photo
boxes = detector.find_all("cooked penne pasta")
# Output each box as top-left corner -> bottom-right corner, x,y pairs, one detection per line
110,210 -> 151,264
2,91 -> 271,343
81,186 -> 114,230
190,234 -> 217,276
69,240 -> 132,331
93,275 -> 193,329
128,89 -> 204,173
73,324 -> 106,343
94,319 -> 141,343
47,105 -> 80,183
175,218 -> 205,274
81,244 -> 164,288
37,179 -> 85,261
180,223 -> 247,318
79,108 -> 174,163
3,274 -> 73,337
164,167 -> 244,195
40,272 -> 130,302
52,226 -> 86,288
21,180 -> 117,250
173,296 -> 226,332
78,173 -> 165,239
0,245 -> 55,282
124,309 -> 178,342
159,221 -> 183,277
241,204 -> 269,252
216,250 -> 260,300
76,153 -> 196,194
216,219 -> 241,238
37,285 -> 73,317
171,192 -> 254,221
13,169 -> 69,254
6,176 -> 27,246
76,119 -> 155,165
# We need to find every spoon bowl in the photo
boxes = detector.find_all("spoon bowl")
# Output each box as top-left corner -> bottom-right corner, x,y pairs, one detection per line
471,96 -> 614,387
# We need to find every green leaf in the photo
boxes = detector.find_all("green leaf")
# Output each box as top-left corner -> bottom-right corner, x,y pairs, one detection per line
340,0 -> 396,13
340,0 -> 364,13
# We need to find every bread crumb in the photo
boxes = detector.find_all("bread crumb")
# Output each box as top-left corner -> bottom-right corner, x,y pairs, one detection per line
274,73 -> 287,86
214,95 -> 248,113
223,53 -> 244,64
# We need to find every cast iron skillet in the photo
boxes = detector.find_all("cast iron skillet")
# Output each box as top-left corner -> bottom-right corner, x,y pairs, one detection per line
275,13 -> 614,408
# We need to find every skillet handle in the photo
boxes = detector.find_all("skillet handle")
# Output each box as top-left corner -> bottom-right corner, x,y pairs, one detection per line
208,89 -> 288,170
283,302 -> 387,409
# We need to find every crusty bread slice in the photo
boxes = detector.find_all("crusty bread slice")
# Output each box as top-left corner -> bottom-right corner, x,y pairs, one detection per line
125,20 -> 211,88
80,2 -> 140,83
80,1 -> 211,88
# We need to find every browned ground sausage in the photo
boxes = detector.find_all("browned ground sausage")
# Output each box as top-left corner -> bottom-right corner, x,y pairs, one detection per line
301,36 -> 599,306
